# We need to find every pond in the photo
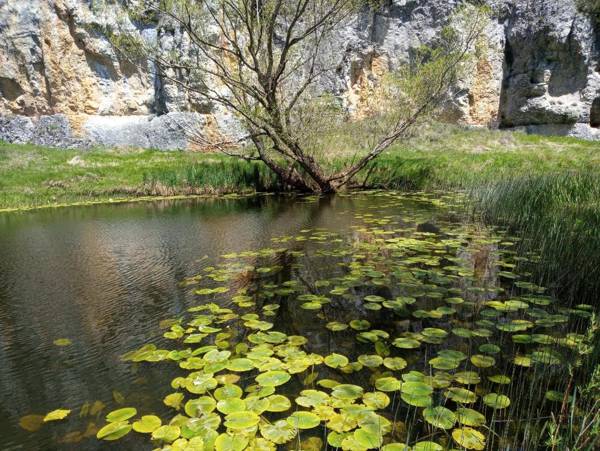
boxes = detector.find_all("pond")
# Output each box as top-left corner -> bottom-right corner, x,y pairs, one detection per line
0,192 -> 593,450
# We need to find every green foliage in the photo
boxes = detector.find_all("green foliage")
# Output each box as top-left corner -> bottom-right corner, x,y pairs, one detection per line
2,124 -> 600,211
473,171 -> 600,305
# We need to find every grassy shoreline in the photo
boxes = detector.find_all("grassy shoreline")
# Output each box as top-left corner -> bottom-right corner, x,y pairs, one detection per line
1,126 -> 599,211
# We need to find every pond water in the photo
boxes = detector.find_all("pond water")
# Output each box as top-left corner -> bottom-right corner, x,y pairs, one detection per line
0,192 -> 592,450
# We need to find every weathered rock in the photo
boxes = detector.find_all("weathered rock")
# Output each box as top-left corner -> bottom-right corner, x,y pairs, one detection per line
0,0 -> 598,149
499,0 -> 600,132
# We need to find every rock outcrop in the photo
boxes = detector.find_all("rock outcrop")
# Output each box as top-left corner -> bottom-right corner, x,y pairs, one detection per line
0,0 -> 598,149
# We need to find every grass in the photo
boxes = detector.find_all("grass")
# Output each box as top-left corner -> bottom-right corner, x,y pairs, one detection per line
0,143 -> 279,211
471,171 -> 600,305
1,124 -> 599,211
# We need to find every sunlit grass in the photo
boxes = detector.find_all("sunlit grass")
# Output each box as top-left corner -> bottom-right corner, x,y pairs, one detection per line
471,171 -> 600,305
1,123 -> 599,210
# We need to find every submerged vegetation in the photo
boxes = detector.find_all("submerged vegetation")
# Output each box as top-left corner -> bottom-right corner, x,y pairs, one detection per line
22,192 -> 599,449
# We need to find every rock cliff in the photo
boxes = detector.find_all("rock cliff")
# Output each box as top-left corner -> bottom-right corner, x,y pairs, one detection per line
0,0 -> 598,149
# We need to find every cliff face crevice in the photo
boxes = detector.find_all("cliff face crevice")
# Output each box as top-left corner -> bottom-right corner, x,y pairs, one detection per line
0,0 -> 599,149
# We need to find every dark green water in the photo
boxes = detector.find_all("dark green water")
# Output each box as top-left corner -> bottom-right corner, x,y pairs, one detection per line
0,193 -> 590,450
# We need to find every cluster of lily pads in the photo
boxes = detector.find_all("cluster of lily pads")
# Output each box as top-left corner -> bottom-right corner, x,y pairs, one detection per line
35,192 -> 595,450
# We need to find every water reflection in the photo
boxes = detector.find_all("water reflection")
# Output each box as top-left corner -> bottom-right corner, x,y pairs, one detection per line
0,195 -> 407,449
0,193 -> 508,449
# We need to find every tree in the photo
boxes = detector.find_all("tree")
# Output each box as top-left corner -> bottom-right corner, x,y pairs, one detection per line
110,0 -> 489,193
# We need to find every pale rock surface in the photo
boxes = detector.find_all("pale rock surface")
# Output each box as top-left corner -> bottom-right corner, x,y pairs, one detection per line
0,0 -> 598,149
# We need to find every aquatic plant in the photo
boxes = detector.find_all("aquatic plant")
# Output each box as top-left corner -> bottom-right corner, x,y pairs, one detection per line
23,192 -> 596,450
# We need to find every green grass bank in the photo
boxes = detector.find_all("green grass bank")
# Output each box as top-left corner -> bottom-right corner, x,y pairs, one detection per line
1,125 -> 599,211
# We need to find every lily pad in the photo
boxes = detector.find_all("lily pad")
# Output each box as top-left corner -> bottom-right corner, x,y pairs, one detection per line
185,397 -> 216,417
215,433 -> 249,451
260,420 -> 297,444
53,338 -> 72,347
456,408 -> 486,427
287,411 -> 321,429
132,415 -> 162,433
265,394 -> 291,412
324,353 -> 349,369
151,425 -> 180,443
43,409 -> 71,422
224,411 -> 260,429
375,377 -> 402,392
445,388 -> 477,404
423,406 -> 456,429
332,384 -> 364,400
256,371 -> 291,387
383,357 -> 407,371
106,407 -> 137,423
483,393 -> 510,409
452,427 -> 486,450
470,355 -> 495,368
97,421 -> 132,441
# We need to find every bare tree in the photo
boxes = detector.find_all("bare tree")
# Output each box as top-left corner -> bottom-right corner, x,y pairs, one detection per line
110,0 -> 489,192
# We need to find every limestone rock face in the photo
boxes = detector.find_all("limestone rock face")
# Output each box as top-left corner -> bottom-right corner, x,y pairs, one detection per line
499,0 -> 600,139
0,0 -> 598,149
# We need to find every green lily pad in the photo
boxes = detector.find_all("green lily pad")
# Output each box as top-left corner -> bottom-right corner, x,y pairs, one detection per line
151,425 -> 181,443
132,415 -> 162,433
393,337 -> 420,349
164,392 -> 184,410
423,406 -> 456,429
478,344 -> 501,354
401,392 -> 432,407
401,381 -> 433,396
445,388 -> 477,404
456,408 -> 486,427
43,409 -> 70,422
488,374 -> 511,385
358,354 -> 384,368
483,393 -> 510,409
260,420 -> 297,444
265,394 -> 291,412
324,353 -> 349,369
349,320 -> 371,331
452,427 -> 486,450
326,321 -> 349,331
413,441 -> 443,451
256,371 -> 291,387
429,356 -> 460,370
470,355 -> 495,368
106,407 -> 137,423
332,384 -> 364,400
97,421 -> 132,441
454,371 -> 481,385
224,411 -> 260,429
214,384 -> 243,400
226,358 -> 255,372
375,377 -> 402,392
216,398 -> 246,414
363,391 -> 390,409
185,397 -> 216,417
215,433 -> 249,451
287,411 -> 321,429
354,426 -> 384,448
383,357 -> 407,371
296,390 -> 329,408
